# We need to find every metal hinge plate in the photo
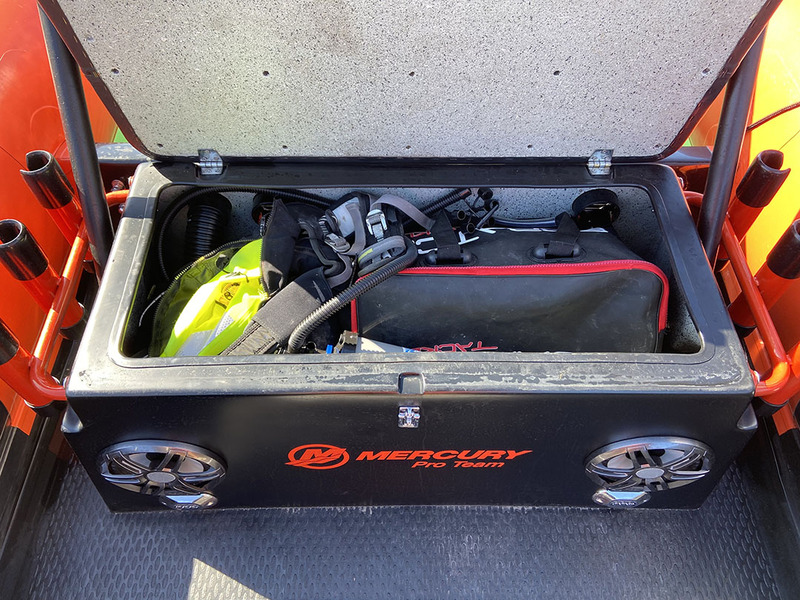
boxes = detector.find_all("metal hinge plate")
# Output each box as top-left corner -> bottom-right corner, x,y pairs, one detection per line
587,149 -> 613,176
195,149 -> 224,177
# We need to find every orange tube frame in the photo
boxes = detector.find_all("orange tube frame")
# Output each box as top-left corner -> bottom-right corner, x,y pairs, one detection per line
765,342 -> 800,408
722,220 -> 791,400
7,188 -> 795,411
685,190 -> 793,404
104,190 -> 130,205
26,225 -> 87,406
18,190 -> 127,409
772,342 -> 800,434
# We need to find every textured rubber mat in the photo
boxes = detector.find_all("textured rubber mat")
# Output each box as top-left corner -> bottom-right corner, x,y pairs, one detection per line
18,464 -> 779,600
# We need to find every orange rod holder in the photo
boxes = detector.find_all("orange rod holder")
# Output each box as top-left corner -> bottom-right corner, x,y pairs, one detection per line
770,342 -> 800,436
765,342 -> 800,409
0,317 -> 64,409
683,191 -> 704,206
721,220 -> 790,401
19,150 -> 82,242
729,220 -> 800,328
0,219 -> 84,332
28,225 -> 88,406
727,150 -> 790,239
685,191 -> 791,403
0,186 -> 123,413
0,225 -> 88,412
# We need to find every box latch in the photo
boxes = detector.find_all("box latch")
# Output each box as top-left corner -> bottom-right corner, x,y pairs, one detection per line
195,149 -> 224,177
587,149 -> 613,177
398,406 -> 421,428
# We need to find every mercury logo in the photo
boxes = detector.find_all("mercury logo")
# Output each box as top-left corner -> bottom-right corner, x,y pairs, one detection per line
286,445 -> 531,470
286,444 -> 350,470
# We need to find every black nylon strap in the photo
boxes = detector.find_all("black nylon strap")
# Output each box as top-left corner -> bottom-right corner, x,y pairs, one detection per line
545,213 -> 581,258
342,202 -> 367,256
371,194 -> 436,231
430,211 -> 463,263
260,198 -> 301,295
222,268 -> 332,355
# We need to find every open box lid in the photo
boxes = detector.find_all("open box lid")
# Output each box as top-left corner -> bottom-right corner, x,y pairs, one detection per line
41,0 -> 778,163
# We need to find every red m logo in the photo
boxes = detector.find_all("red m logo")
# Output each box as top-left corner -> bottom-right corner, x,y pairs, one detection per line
286,444 -> 350,470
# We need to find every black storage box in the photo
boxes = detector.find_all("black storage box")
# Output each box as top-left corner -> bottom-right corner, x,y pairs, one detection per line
40,0 -> 779,510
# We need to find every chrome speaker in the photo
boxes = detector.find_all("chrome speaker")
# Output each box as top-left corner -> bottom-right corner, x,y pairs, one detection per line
98,440 -> 226,510
585,436 -> 713,507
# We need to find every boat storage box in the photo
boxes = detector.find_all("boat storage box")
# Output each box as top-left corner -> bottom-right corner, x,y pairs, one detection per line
43,0 -> 778,510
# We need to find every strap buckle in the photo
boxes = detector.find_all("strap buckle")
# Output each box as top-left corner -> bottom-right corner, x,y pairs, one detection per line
324,233 -> 350,254
365,209 -> 387,241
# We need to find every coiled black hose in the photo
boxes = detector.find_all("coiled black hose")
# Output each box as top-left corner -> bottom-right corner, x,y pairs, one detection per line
286,237 -> 418,353
156,186 -> 334,281
250,188 -> 333,224
419,188 -> 472,217
184,193 -> 232,263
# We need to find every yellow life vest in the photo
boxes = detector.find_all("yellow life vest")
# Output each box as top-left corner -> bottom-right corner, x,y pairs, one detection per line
150,239 -> 265,357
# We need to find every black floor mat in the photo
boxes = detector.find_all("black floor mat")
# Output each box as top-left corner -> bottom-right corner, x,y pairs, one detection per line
17,463 -> 780,600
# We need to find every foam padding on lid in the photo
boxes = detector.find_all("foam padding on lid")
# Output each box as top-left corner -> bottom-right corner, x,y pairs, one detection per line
47,0 -> 774,159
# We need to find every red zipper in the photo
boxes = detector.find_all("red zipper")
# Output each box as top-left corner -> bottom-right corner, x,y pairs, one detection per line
398,260 -> 669,330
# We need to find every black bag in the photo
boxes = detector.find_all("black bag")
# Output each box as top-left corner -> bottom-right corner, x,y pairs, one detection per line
353,213 -> 668,353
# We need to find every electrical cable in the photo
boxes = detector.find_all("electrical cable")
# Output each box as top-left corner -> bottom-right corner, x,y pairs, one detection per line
286,237 -> 417,353
491,217 -> 559,229
747,100 -> 800,132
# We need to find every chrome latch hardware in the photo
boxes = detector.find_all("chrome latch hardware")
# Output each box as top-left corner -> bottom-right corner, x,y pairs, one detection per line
398,406 -> 420,428
324,233 -> 350,253
592,489 -> 651,508
366,208 -> 388,241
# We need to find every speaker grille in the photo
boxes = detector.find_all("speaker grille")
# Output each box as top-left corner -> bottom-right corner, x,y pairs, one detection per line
98,441 -> 226,507
585,436 -> 713,493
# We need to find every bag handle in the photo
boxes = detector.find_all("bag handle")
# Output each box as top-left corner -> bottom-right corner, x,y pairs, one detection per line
426,210 -> 468,264
535,189 -> 621,259
537,213 -> 581,259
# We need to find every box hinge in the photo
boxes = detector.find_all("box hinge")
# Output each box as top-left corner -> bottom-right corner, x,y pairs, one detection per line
587,149 -> 613,176
195,149 -> 224,177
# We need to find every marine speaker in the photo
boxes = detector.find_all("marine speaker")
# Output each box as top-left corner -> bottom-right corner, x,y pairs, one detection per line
585,436 -> 713,507
98,440 -> 226,510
